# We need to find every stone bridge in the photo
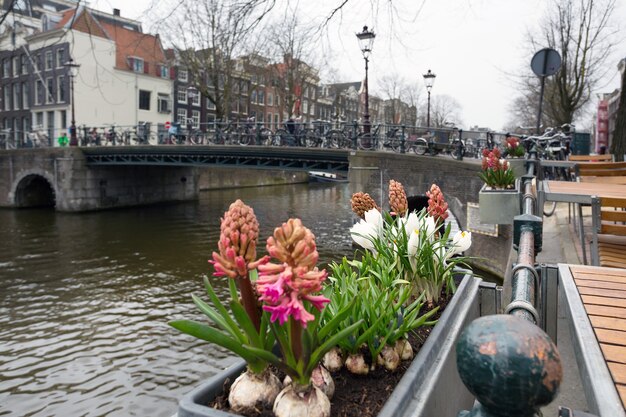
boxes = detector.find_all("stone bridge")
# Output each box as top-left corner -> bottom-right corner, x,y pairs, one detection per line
0,146 -> 509,276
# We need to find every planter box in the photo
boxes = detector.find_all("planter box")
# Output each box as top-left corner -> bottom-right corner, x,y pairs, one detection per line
478,180 -> 521,225
177,273 -> 482,417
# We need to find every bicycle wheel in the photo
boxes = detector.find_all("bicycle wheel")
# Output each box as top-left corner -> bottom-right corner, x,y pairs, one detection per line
259,128 -> 272,146
390,137 -> 403,153
238,129 -> 253,146
543,201 -> 557,217
326,130 -> 344,148
273,129 -> 290,146
357,133 -> 374,150
304,129 -> 320,147
413,138 -> 428,155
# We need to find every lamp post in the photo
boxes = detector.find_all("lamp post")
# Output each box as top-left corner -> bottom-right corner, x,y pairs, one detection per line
356,25 -> 375,134
64,58 -> 80,146
423,69 -> 436,129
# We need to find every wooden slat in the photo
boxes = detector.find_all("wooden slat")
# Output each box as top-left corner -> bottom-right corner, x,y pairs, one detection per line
600,343 -> 626,364
607,362 -> 626,385
575,278 -> 626,291
601,259 -> 626,269
571,272 -> 626,284
580,176 -> 626,184
570,154 -> 613,162
602,197 -> 626,209
578,286 -> 626,299
602,210 -> 626,222
595,328 -> 626,346
570,265 -> 626,278
579,169 -> 626,177
578,161 -> 626,169
585,304 -> 626,319
591,316 -> 626,332
582,295 -> 626,309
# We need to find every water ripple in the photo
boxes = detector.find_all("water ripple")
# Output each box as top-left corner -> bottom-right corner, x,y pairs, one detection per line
0,183 -> 354,416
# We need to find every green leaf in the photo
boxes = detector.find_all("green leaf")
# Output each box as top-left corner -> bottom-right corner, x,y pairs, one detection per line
169,319 -> 262,367
318,298 -> 356,340
230,300 -> 262,347
191,294 -> 244,342
202,277 -> 243,338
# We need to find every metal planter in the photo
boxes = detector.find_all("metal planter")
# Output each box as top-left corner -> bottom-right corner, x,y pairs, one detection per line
177,273 -> 482,417
478,180 -> 521,225
507,158 -> 527,178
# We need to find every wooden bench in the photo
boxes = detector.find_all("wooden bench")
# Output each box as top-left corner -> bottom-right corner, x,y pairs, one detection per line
592,197 -> 626,268
577,161 -> 626,178
569,154 -> 613,162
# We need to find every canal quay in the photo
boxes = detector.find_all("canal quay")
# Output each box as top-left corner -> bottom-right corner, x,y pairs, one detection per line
1,146 -> 625,417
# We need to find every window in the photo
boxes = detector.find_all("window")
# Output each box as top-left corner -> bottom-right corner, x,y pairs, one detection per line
21,55 -> 28,75
274,114 -> 279,128
46,77 -> 53,103
160,65 -> 168,78
45,51 -> 53,70
13,83 -> 20,110
191,90 -> 200,106
22,82 -> 28,109
302,100 -> 308,115
303,86 -> 308,98
35,54 -> 41,71
130,57 -> 144,73
35,80 -> 43,105
251,90 -> 257,104
191,110 -> 200,128
56,48 -> 65,68
12,56 -> 19,77
2,59 -> 9,78
157,93 -> 170,113
60,110 -> 67,129
178,69 -> 188,82
311,88 -> 316,99
57,76 -> 65,102
206,98 -> 216,110
3,86 -> 10,110
36,112 -> 43,128
177,87 -> 186,103
258,91 -> 265,105
138,90 -> 151,110
176,108 -> 187,124
310,103 -> 315,116
267,93 -> 273,106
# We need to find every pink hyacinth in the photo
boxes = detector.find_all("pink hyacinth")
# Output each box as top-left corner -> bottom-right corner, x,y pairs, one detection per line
256,219 -> 329,328
426,184 -> 449,225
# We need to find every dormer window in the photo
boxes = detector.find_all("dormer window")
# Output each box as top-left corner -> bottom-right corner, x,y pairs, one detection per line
160,65 -> 168,79
128,56 -> 144,73
178,69 -> 188,82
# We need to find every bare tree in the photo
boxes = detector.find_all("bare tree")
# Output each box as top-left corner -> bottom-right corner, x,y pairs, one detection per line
418,94 -> 463,128
162,0 -> 272,120
263,13 -> 321,120
510,0 -> 617,128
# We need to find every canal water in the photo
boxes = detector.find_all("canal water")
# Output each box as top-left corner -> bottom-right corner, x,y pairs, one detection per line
0,183 -> 356,417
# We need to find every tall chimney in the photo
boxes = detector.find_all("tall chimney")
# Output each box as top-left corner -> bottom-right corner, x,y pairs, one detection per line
113,8 -> 120,16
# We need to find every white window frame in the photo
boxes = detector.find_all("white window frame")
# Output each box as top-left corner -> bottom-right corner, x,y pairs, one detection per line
45,51 -> 53,70
191,90 -> 200,106
177,87 -> 187,103
258,91 -> 265,106
22,82 -> 28,109
13,83 -> 20,110
160,65 -> 168,79
45,77 -> 53,104
12,56 -> 19,77
57,75 -> 65,102
267,93 -> 273,106
56,48 -> 65,68
191,110 -> 200,128
178,69 -> 188,82
2,59 -> 9,78
176,108 -> 187,125
35,80 -> 42,105
206,98 -> 216,110
4,86 -> 10,110
157,93 -> 170,113
131,57 -> 144,73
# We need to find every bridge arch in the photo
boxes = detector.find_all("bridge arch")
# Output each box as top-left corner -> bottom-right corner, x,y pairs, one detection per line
11,170 -> 57,208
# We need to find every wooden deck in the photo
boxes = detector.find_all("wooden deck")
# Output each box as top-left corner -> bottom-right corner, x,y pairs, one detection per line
569,264 -> 626,409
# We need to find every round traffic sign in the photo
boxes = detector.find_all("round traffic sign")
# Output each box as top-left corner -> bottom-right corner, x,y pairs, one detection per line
165,121 -> 171,129
531,48 -> 561,77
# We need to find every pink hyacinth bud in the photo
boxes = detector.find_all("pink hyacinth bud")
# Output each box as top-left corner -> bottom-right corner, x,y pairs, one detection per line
256,219 -> 329,327
389,180 -> 408,216
426,184 -> 449,225
210,199 -> 267,279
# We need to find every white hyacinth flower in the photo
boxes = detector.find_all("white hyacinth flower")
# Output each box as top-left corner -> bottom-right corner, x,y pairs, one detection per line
350,209 -> 383,252
450,231 -> 472,256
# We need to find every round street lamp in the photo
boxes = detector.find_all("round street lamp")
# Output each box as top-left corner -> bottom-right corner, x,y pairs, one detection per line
423,69 -> 436,129
64,58 -> 81,146
356,25 -> 375,134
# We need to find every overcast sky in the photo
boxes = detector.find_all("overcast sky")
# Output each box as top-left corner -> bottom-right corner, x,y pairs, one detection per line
87,0 -> 626,132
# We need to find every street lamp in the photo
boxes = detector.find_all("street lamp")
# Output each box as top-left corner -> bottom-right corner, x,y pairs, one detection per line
423,69 -> 436,129
356,25 -> 375,134
64,58 -> 80,146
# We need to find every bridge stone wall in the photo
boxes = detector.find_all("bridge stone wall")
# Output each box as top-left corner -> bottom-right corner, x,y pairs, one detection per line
198,168 -> 308,190
348,152 -> 513,278
0,148 -> 199,211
